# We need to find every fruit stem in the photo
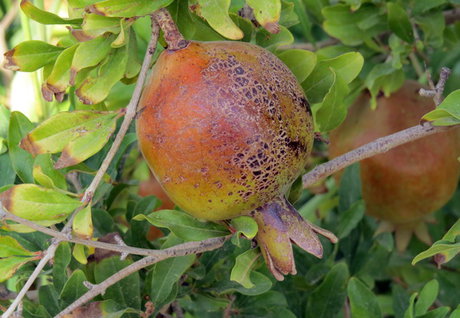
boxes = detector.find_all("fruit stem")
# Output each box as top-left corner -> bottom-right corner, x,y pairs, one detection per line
153,8 -> 189,51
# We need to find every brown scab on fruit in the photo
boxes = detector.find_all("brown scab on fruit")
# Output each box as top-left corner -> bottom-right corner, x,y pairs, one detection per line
136,40 -> 337,280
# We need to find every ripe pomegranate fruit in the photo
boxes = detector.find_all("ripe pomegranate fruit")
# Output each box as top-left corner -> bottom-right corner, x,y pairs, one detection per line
329,81 -> 460,251
136,40 -> 337,280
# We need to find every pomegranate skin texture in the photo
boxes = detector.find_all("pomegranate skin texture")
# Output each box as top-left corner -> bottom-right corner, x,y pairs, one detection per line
329,80 -> 460,250
136,40 -> 337,280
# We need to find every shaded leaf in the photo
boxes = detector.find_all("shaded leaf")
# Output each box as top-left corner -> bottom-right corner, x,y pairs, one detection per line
33,154 -> 67,190
94,256 -> 141,310
387,2 -> 414,43
61,300 -> 135,318
306,262 -> 350,318
60,269 -> 88,307
53,242 -> 71,293
335,200 -> 365,239
149,234 -> 195,306
348,277 -> 382,318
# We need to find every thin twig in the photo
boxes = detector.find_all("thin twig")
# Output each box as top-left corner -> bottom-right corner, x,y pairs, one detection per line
55,236 -> 230,317
419,67 -> 451,106
0,205 -> 229,258
302,123 -> 455,188
1,17 -> 160,318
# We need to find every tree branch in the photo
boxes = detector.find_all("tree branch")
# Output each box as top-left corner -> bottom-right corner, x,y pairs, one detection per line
302,123 -> 456,188
55,236 -> 230,317
1,17 -> 160,318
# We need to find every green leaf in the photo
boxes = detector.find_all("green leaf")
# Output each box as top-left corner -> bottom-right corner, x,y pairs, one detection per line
0,184 -> 82,227
4,41 -> 64,72
0,235 -> 36,257
416,12 -> 445,48
81,14 -> 121,38
38,285 -> 60,317
246,0 -> 281,32
148,234 -> 195,306
404,293 -> 419,318
33,154 -> 67,190
338,163 -> 362,211
134,210 -> 229,241
42,44 -> 78,101
21,0 -> 82,25
306,262 -> 350,318
94,256 -> 141,310
322,4 -> 386,46
230,248 -> 261,288
0,256 -> 38,282
422,90 -> 460,126
53,242 -> 71,293
231,216 -> 258,239
8,112 -> 34,183
89,0 -> 174,17
335,200 -> 365,239
20,110 -> 119,169
413,0 -> 447,14
348,277 -> 382,318
60,269 -> 88,306
387,2 -> 414,43
314,69 -> 350,132
76,47 -> 128,104
418,307 -> 451,318
412,237 -> 460,266
211,271 -> 272,296
302,52 -> 363,104
73,204 -> 93,239
70,35 -> 114,83
277,49 -> 317,82
415,280 -> 439,316
198,0 -> 244,39
255,25 -> 294,50
364,63 -> 405,109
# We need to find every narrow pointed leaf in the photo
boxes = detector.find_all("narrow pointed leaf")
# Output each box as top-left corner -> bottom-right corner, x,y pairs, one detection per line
44,44 -> 78,98
348,277 -> 382,318
88,0 -> 174,18
21,0 -> 82,25
81,14 -> 121,38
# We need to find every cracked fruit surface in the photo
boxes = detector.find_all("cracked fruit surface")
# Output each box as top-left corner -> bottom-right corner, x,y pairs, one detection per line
329,81 -> 460,250
136,40 -> 336,279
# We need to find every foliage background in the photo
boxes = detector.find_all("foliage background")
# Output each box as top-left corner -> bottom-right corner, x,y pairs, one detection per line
0,0 -> 460,317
